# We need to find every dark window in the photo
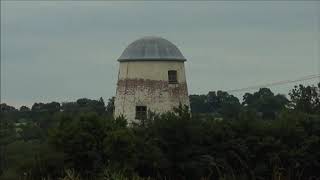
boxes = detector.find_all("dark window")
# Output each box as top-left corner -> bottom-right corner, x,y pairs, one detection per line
168,70 -> 178,84
136,106 -> 147,120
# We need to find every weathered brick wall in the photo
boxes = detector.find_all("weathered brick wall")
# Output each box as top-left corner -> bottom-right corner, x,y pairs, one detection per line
114,61 -> 190,123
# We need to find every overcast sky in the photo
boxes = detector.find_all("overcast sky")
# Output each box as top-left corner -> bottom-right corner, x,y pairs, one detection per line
1,1 -> 320,107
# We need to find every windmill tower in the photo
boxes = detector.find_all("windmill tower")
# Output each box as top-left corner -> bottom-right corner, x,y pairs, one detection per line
114,36 -> 190,123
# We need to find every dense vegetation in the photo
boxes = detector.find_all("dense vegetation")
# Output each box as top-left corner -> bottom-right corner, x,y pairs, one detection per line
0,83 -> 319,180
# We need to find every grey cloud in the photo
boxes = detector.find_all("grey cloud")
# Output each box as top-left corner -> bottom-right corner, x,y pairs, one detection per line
1,1 -> 319,107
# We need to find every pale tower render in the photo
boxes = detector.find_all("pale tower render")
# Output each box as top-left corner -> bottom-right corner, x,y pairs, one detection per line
114,36 -> 190,122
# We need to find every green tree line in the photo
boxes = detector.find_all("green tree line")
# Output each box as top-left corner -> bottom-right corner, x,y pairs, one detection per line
0,83 -> 319,180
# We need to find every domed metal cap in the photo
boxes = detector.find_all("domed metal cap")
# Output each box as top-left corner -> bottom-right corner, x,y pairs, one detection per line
118,36 -> 186,62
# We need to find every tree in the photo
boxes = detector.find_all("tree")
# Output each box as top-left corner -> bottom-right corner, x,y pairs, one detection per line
0,120 -> 16,176
0,104 -> 17,112
61,98 -> 105,114
49,113 -> 112,176
2,83 -> 320,179
31,103 -> 45,112
289,83 -> 320,114
43,102 -> 61,113
189,95 -> 211,113
76,98 -> 105,114
106,97 -> 115,115
19,106 -> 30,112
207,91 -> 241,119
243,88 -> 289,119
61,102 -> 78,112
19,123 -> 45,142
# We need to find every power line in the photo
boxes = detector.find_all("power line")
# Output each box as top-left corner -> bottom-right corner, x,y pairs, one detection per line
226,74 -> 320,93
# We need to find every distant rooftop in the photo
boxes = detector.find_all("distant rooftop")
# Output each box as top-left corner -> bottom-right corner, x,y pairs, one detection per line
118,36 -> 186,62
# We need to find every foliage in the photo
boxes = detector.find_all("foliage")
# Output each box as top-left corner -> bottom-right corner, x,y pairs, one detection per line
242,88 -> 289,119
207,90 -> 242,119
289,83 -> 320,114
106,97 -> 115,115
1,84 -> 320,180
189,95 -> 211,113
49,113 -> 109,177
189,88 -> 288,120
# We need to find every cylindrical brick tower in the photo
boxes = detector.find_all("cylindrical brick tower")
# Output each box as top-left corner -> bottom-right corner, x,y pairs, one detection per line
114,36 -> 190,123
